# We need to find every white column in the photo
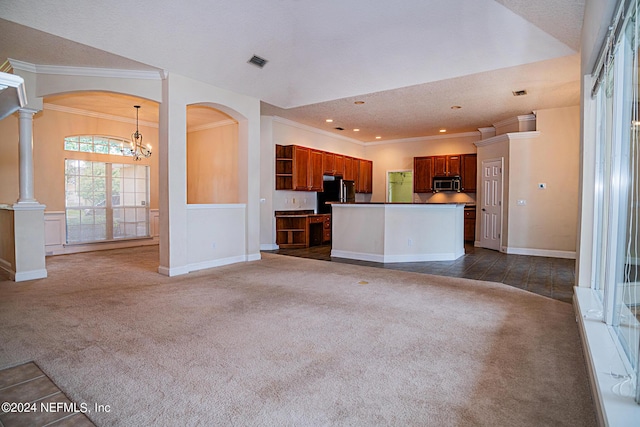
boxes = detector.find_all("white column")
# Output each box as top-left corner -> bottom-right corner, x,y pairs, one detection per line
17,108 -> 39,204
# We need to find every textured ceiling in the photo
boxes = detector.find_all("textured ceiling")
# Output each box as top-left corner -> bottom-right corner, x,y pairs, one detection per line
0,0 -> 585,142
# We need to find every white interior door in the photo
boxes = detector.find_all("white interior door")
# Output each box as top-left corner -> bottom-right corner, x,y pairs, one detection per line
480,159 -> 503,251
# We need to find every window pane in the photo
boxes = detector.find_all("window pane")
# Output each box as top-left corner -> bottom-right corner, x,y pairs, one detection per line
64,139 -> 79,151
65,158 -> 149,243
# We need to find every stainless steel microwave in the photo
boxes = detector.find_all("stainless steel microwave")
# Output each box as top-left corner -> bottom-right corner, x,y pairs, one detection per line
433,176 -> 461,192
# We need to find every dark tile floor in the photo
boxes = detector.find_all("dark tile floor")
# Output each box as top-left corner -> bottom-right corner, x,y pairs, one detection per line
265,243 -> 576,304
0,362 -> 95,427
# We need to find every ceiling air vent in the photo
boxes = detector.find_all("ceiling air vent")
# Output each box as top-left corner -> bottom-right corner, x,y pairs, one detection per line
512,89 -> 527,96
248,55 -> 268,68
334,127 -> 344,131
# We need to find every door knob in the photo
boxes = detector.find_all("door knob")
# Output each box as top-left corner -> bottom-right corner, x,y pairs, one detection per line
481,208 -> 486,211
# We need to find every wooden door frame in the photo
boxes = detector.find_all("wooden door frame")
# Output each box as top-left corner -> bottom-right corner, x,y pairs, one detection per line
386,169 -> 413,202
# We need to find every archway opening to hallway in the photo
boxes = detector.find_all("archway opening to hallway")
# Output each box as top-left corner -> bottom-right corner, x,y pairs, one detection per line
36,91 -> 160,259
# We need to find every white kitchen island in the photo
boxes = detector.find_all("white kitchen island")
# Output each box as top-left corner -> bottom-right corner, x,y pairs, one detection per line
331,203 -> 465,263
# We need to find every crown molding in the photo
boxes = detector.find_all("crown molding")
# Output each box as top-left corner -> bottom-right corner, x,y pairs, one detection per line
9,59 -> 163,80
365,131 -> 480,146
493,113 -> 536,129
473,131 -> 540,147
189,119 -> 237,133
44,103 -> 158,128
269,116 -> 365,146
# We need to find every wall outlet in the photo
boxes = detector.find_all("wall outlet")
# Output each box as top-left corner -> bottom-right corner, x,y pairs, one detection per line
212,242 -> 216,249
408,238 -> 413,247
517,199 -> 526,206
538,183 -> 547,189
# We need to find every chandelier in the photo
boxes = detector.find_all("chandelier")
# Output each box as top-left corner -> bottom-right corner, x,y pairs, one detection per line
122,105 -> 152,160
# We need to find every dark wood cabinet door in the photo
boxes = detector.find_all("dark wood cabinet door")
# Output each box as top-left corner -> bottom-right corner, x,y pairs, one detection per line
322,151 -> 334,175
334,155 -> 345,177
344,156 -> 355,181
309,149 -> 324,191
292,146 -> 310,190
433,156 -> 447,176
357,159 -> 372,193
447,155 -> 461,176
461,154 -> 477,192
414,157 -> 434,192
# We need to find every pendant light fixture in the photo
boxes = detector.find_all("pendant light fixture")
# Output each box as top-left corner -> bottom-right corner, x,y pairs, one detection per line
122,105 -> 152,160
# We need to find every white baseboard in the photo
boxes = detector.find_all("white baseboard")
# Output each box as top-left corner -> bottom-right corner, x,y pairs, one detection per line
0,259 -> 47,282
504,246 -> 576,259
246,253 -> 262,262
330,250 -> 464,263
159,253 -> 261,277
330,250 -> 384,263
46,238 -> 158,256
260,243 -> 279,251
13,269 -> 48,282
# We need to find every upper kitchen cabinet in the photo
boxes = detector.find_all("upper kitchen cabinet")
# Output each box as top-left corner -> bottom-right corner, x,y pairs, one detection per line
309,149 -> 324,191
413,153 -> 477,193
461,154 -> 477,193
413,156 -> 434,193
357,159 -> 373,194
275,145 -> 293,190
334,154 -> 345,177
343,156 -> 357,181
292,145 -> 311,190
323,152 -> 335,175
276,144 -> 323,191
433,155 -> 461,176
275,144 -> 372,193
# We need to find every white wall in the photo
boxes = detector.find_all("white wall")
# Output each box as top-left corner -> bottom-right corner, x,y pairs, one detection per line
507,106 -> 579,256
158,73 -> 261,277
364,133 -> 479,202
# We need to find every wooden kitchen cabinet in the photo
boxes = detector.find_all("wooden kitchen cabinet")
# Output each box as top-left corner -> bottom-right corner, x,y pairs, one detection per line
334,154 -> 345,177
276,211 -> 330,248
323,214 -> 331,243
413,153 -> 476,193
413,156 -> 434,193
309,149 -> 324,191
461,154 -> 477,193
357,159 -> 373,193
343,156 -> 356,181
434,155 -> 461,176
292,146 -> 310,190
464,207 -> 476,241
275,145 -> 372,193
276,214 -> 309,248
323,152 -> 335,175
275,145 -> 293,190
276,145 -> 324,191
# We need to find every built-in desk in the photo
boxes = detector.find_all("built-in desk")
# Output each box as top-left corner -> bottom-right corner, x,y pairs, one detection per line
275,211 -> 331,248
331,203 -> 465,263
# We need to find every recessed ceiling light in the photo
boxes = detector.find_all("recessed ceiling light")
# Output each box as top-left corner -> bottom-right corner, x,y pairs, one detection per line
353,129 -> 360,132
354,101 -> 365,105
326,119 -> 333,123
439,129 -> 447,133
375,136 -> 382,139
451,105 -> 462,110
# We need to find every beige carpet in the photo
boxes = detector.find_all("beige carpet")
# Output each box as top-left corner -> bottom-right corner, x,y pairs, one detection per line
0,246 -> 596,426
